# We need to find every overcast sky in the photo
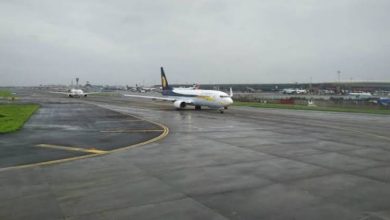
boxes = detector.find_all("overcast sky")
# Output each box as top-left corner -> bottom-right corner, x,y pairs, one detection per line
1,0 -> 389,86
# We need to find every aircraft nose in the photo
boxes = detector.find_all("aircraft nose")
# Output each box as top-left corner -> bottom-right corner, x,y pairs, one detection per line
227,98 -> 233,105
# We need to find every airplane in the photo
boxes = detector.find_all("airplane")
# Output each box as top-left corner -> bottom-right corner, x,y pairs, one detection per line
282,88 -> 307,94
50,88 -> 100,97
136,84 -> 157,93
127,84 -> 157,93
123,67 -> 234,113
49,78 -> 102,97
348,92 -> 372,96
377,97 -> 390,106
295,89 -> 307,94
348,92 -> 372,99
246,87 -> 256,93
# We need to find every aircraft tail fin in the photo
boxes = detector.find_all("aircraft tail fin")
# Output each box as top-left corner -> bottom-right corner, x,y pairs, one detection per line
161,67 -> 171,90
229,87 -> 233,97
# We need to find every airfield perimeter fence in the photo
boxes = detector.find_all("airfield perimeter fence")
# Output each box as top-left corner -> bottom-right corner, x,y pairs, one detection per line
235,93 -> 388,109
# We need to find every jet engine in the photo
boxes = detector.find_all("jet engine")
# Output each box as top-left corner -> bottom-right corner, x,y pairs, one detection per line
173,101 -> 186,109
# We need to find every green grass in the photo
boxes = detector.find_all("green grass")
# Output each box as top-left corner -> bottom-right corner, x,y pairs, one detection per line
0,90 -> 13,98
0,104 -> 40,133
234,101 -> 390,115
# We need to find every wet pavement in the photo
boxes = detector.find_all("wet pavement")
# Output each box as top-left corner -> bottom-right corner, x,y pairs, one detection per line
1,91 -> 390,220
0,99 -> 166,170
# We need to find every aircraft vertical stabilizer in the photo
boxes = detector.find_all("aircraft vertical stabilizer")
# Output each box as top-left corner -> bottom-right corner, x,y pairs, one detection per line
161,67 -> 171,91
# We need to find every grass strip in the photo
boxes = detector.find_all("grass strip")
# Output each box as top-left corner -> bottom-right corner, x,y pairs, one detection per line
0,90 -> 13,98
0,104 -> 40,133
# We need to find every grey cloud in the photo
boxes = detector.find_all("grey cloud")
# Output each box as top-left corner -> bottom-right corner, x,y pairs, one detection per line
1,0 -> 389,86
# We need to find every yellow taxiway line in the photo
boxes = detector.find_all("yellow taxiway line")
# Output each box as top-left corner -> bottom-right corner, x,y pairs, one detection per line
0,154 -> 101,172
110,124 -> 169,153
36,144 -> 108,154
0,110 -> 169,173
100,129 -> 164,133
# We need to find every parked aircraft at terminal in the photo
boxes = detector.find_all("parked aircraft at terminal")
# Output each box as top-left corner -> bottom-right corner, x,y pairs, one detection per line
348,92 -> 372,98
131,84 -> 157,93
282,88 -> 307,94
377,97 -> 390,106
124,67 -> 234,113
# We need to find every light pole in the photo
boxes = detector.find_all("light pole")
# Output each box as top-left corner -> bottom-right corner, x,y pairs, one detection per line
337,70 -> 341,83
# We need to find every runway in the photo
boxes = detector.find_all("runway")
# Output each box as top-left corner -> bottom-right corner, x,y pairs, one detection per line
1,90 -> 390,219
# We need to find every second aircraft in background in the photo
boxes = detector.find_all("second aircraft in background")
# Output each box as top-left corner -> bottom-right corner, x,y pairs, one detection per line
50,78 -> 101,98
50,88 -> 100,98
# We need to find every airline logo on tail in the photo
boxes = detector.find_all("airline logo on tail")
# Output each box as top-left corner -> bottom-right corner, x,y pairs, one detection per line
161,67 -> 170,90
162,76 -> 167,88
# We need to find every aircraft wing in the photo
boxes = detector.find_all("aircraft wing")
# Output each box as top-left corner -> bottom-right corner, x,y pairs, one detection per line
123,94 -> 176,102
83,92 -> 101,95
49,91 -> 70,95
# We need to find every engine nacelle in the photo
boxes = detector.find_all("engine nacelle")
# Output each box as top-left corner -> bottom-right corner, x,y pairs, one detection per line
173,101 -> 186,109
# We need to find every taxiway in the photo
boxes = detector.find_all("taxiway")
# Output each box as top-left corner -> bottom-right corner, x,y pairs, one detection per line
1,90 -> 390,220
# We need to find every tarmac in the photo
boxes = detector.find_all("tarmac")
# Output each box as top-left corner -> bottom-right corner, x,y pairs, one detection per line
1,90 -> 390,220
0,98 -> 167,171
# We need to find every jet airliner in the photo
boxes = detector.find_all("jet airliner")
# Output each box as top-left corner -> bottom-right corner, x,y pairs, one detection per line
124,67 -> 234,113
50,88 -> 100,97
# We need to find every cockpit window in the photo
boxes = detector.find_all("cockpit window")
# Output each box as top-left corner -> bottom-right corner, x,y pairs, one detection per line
220,95 -> 230,98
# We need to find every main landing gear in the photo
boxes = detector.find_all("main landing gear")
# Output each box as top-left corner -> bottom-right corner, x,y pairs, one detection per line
218,106 -> 228,113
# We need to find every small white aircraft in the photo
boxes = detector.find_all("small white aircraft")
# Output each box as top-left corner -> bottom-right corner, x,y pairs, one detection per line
282,88 -> 307,94
50,88 -> 99,98
124,67 -> 234,113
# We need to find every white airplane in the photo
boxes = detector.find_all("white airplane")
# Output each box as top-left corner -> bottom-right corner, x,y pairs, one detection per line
282,88 -> 307,94
124,67 -> 234,113
136,84 -> 157,93
127,84 -> 157,93
50,88 -> 99,98
296,89 -> 307,94
348,92 -> 372,97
